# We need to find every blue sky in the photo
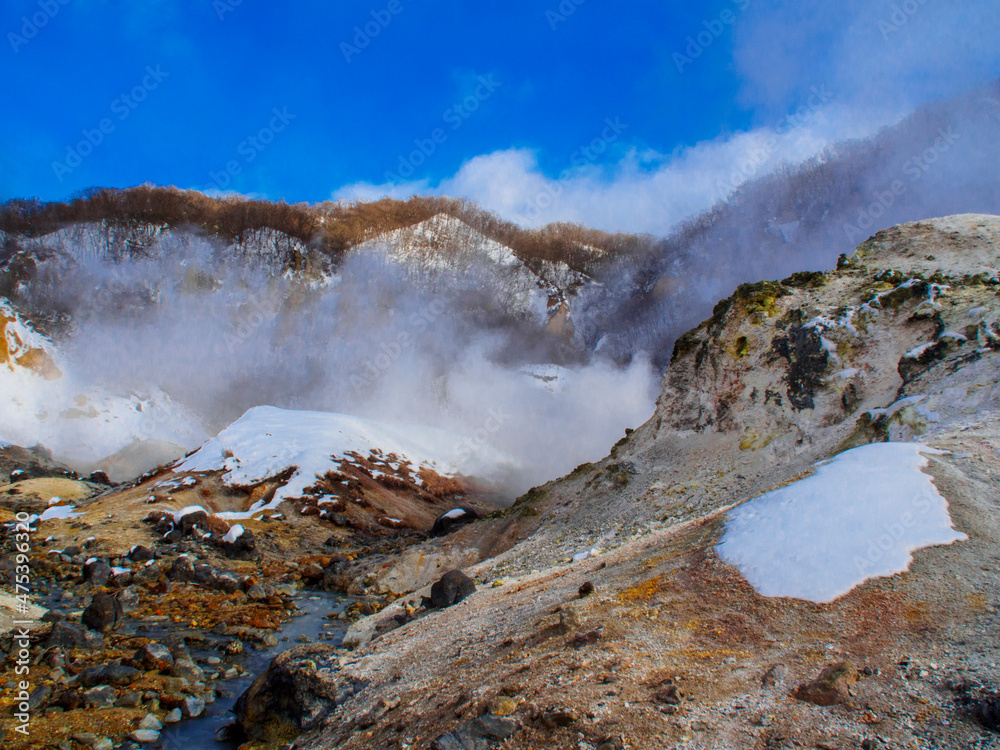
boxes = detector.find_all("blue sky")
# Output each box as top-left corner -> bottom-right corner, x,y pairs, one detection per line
2,0 -> 998,234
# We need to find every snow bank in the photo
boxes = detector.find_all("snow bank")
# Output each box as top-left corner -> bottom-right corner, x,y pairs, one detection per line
716,443 -> 966,603
177,405 -> 517,519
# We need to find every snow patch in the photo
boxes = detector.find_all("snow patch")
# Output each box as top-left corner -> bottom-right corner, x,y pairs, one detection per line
716,443 -> 966,603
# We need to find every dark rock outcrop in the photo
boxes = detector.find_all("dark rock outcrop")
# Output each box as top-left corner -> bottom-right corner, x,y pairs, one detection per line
424,569 -> 476,609
235,645 -> 367,743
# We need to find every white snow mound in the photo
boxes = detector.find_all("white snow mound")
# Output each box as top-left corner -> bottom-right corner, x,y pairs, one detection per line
176,405 -> 517,519
716,442 -> 966,603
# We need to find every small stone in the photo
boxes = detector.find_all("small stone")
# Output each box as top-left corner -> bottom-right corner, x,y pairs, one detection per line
138,714 -> 163,731
183,696 -> 206,718
540,709 -> 577,728
93,739 -> 113,750
83,685 -> 117,709
71,732 -> 98,746
115,692 -> 142,708
133,642 -> 174,671
170,659 -> 205,683
164,708 -> 182,723
246,584 -> 267,600
27,685 -> 51,710
691,720 -> 709,731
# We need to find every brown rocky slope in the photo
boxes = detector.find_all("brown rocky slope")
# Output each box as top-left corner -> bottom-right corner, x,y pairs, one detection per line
248,215 -> 1000,750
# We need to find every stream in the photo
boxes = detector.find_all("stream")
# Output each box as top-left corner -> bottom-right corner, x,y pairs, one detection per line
151,591 -> 351,749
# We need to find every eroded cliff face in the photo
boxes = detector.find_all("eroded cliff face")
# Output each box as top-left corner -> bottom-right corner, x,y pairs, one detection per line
483,215 -> 1000,575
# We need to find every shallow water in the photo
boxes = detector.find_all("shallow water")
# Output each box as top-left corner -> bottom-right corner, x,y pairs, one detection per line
152,591 -> 351,749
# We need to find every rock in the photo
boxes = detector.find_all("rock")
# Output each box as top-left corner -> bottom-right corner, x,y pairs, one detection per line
595,737 -> 624,750
430,507 -> 481,537
104,663 -> 140,686
762,664 -> 787,687
79,665 -> 110,687
578,581 -> 595,598
432,715 -> 519,750
134,561 -> 162,584
215,572 -> 242,593
115,692 -> 142,708
133,642 -> 174,671
177,509 -> 209,535
540,709 -> 577,728
116,585 -> 141,613
138,714 -> 162,731
425,569 -> 476,609
82,559 -> 112,587
220,527 -> 256,559
93,740 -> 113,750
87,470 -> 112,485
82,592 -> 124,633
793,662 -> 858,706
27,685 -> 51,710
128,545 -> 154,563
183,696 -> 206,718
168,555 -> 196,582
71,733 -> 98,746
163,708 -> 182,723
235,644 -> 367,742
246,583 -> 267,600
128,729 -> 161,743
46,621 -> 105,650
83,685 -> 117,708
170,659 -> 205,683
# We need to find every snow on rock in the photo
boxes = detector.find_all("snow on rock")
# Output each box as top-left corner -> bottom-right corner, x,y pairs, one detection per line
716,443 -> 966,603
223,524 -> 245,543
176,405 -> 516,519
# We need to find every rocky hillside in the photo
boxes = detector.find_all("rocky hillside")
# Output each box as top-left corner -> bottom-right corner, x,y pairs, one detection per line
253,215 -> 1000,749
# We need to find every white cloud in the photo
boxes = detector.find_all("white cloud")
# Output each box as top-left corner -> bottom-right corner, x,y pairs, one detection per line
333,102 -> 876,236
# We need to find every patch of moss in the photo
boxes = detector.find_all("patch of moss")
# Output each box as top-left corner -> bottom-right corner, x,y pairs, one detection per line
671,326 -> 706,363
734,280 -> 789,317
782,270 -> 826,289
605,462 -> 633,487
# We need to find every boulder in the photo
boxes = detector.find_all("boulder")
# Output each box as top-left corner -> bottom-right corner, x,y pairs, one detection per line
128,546 -> 154,563
793,662 -> 858,706
424,569 -> 477,610
168,555 -> 196,582
82,559 -> 112,587
46,621 -> 105,650
82,592 -> 124,633
235,644 -> 366,743
430,507 -> 481,537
